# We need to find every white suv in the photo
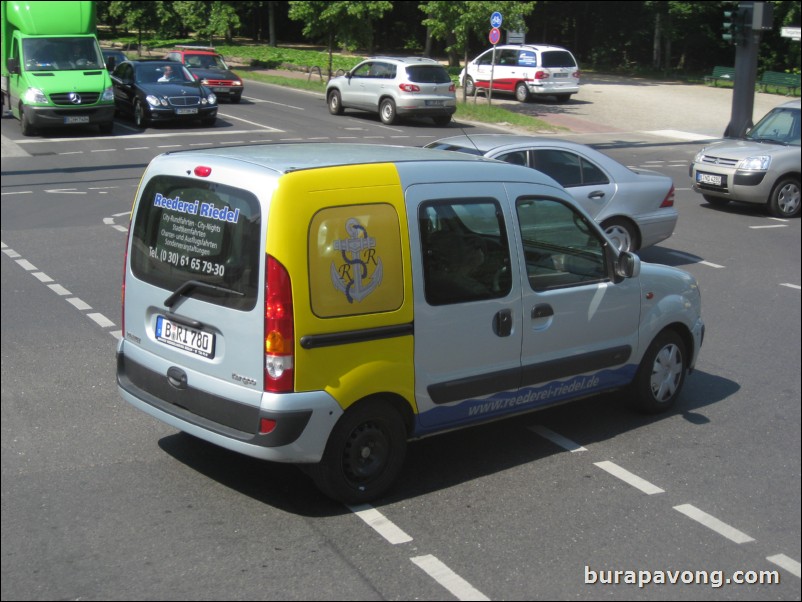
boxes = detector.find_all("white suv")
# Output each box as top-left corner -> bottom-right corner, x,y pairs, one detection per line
326,56 -> 456,126
461,44 -> 580,103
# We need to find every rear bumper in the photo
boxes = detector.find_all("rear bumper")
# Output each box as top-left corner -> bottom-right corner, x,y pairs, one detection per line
117,341 -> 342,463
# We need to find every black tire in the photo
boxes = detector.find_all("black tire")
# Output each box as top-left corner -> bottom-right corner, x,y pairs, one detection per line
515,82 -> 530,102
702,194 -> 730,207
629,330 -> 687,414
767,177 -> 801,218
327,90 -> 343,115
432,115 -> 451,127
379,98 -> 397,125
134,100 -> 149,129
601,217 -> 639,252
20,106 -> 36,136
308,400 -> 407,504
464,76 -> 476,97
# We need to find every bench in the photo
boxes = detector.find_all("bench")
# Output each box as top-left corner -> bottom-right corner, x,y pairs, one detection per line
704,66 -> 736,86
758,71 -> 801,95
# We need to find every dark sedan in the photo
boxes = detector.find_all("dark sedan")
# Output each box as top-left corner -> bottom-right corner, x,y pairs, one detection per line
110,60 -> 218,128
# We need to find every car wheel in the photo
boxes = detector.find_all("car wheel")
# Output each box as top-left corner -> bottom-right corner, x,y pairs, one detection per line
702,194 -> 730,207
308,400 -> 407,504
432,115 -> 451,127
515,82 -> 530,102
328,90 -> 343,115
20,106 -> 37,136
629,330 -> 687,414
555,94 -> 572,103
767,177 -> 801,218
464,76 -> 476,97
134,100 -> 149,129
379,98 -> 397,125
602,218 -> 639,252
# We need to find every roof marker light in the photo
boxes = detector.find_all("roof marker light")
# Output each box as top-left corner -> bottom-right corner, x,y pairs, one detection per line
194,166 -> 212,177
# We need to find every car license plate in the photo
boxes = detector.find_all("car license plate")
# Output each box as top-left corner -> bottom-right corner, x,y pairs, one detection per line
176,107 -> 198,115
212,87 -> 227,92
64,115 -> 90,124
425,100 -> 444,107
156,315 -> 215,358
697,172 -> 723,186
553,73 -> 568,78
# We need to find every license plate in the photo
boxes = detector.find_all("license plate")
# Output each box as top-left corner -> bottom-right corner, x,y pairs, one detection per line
697,172 -> 723,186
553,73 -> 569,78
425,100 -> 444,107
64,115 -> 90,124
176,107 -> 198,115
212,87 -> 227,92
156,315 -> 215,358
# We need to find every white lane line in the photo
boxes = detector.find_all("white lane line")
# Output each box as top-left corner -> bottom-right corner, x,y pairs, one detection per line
88,313 -> 116,329
3,248 -> 21,258
411,555 -> 490,602
750,225 -> 787,229
766,554 -> 801,578
645,130 -> 717,141
529,425 -> 587,452
216,113 -> 284,131
673,504 -> 754,544
67,297 -> 92,311
347,504 -> 413,544
15,259 -> 37,271
667,251 -> 725,268
48,284 -> 71,296
110,330 -> 123,341
14,129 -> 280,143
780,283 -> 800,290
0,191 -> 34,196
594,461 -> 665,495
33,272 -> 54,283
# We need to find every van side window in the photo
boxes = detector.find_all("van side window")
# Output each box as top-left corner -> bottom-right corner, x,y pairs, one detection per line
516,198 -> 607,291
420,199 -> 511,305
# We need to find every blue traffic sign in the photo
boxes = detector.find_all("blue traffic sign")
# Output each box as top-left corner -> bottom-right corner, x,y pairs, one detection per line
491,12 -> 503,28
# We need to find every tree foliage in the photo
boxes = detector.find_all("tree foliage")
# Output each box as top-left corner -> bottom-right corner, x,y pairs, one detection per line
97,0 -> 801,75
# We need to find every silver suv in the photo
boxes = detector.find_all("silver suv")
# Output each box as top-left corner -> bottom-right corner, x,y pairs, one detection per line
690,99 -> 801,218
326,56 -> 456,126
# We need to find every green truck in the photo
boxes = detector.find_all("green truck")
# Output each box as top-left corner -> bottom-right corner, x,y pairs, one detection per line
1,0 -> 115,135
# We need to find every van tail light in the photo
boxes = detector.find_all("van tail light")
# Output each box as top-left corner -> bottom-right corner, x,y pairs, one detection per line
573,71 -> 581,79
399,83 -> 421,92
121,219 -> 132,335
448,83 -> 456,92
264,255 -> 294,393
660,185 -> 676,208
535,70 -> 549,80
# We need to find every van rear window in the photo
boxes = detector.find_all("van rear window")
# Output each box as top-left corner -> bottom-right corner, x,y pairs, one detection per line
130,176 -> 261,311
541,51 -> 577,68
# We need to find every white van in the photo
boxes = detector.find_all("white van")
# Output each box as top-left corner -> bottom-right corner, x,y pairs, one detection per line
117,144 -> 704,503
461,44 -> 580,102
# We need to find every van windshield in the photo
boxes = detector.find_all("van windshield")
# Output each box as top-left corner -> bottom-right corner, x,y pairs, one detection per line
130,176 -> 261,311
746,107 -> 801,146
22,37 -> 103,72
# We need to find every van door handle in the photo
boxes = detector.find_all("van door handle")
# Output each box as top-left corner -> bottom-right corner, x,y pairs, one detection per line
532,304 -> 554,319
588,190 -> 606,200
493,309 -> 513,337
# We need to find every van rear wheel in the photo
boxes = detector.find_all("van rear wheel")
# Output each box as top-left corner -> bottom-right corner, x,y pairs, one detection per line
309,400 -> 407,504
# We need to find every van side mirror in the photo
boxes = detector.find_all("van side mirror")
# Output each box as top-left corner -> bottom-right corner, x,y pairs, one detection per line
7,58 -> 20,75
614,251 -> 640,280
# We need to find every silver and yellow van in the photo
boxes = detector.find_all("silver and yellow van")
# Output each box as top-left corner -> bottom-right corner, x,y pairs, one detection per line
117,144 -> 704,503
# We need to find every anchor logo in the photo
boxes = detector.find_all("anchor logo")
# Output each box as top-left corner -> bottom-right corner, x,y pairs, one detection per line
331,218 -> 383,303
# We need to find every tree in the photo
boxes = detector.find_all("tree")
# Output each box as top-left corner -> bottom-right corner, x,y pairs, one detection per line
172,1 -> 242,46
107,1 -> 161,53
288,1 -> 393,77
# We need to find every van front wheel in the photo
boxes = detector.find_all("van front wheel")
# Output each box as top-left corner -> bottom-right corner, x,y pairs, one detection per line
309,401 -> 407,504
629,330 -> 687,414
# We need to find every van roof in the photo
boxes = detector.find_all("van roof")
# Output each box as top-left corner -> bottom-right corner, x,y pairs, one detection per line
162,143 -> 487,174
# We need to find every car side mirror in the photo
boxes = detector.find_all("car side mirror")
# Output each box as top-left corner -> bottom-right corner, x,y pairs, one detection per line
7,58 -> 20,75
614,251 -> 640,280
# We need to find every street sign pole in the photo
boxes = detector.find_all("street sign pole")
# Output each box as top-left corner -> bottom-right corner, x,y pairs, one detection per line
487,13 -> 502,105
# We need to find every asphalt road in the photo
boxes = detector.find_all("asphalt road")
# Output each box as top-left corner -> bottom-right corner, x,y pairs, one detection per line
1,75 -> 800,601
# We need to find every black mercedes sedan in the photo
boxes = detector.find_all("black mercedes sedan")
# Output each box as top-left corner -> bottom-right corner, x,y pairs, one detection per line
110,60 -> 217,128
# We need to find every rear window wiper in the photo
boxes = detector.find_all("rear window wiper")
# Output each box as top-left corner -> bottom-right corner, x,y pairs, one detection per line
164,280 -> 244,308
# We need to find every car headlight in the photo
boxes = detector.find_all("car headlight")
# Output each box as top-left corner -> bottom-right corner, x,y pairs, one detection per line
737,155 -> 771,171
146,95 -> 169,107
102,86 -> 114,102
693,148 -> 706,163
204,93 -> 217,105
23,88 -> 49,104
